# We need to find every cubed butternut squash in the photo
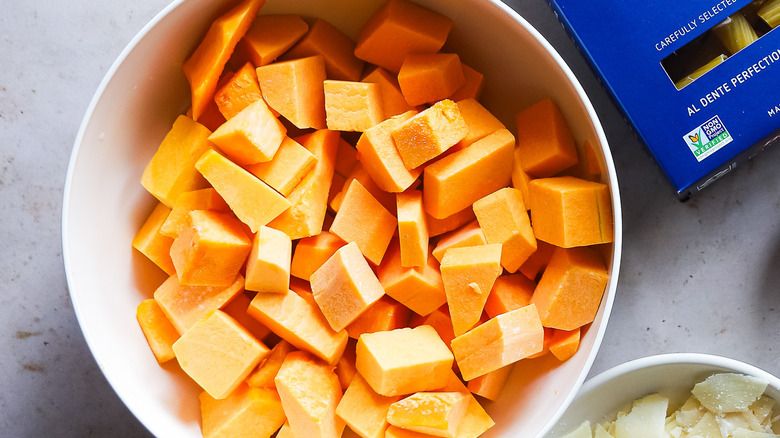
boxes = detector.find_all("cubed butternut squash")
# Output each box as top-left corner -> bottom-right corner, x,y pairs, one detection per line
140,115 -> 214,207
515,98 -> 578,177
530,246 -> 608,330
248,289 -> 348,365
549,327 -> 581,362
256,55 -> 327,129
396,190 -> 429,267
245,226 -> 291,294
199,384 -> 286,438
346,296 -> 411,339
244,136 -> 318,196
423,128 -> 515,219
528,176 -> 613,248
310,242 -> 386,332
355,110 -> 422,193
432,221 -> 486,263
132,202 -> 176,275
195,149 -> 291,233
173,310 -> 269,399
136,299 -> 179,364
208,97 -> 286,165
483,273 -> 535,319
473,187 -> 536,273
356,325 -> 453,397
169,210 -> 252,286
234,14 -> 309,67
290,231 -> 346,281
246,339 -> 295,388
267,129 -> 339,239
451,304 -> 544,381
398,54 -> 466,107
153,274 -> 245,334
354,0 -> 452,72
281,18 -> 365,81
439,244 -> 503,336
274,351 -> 344,438
335,373 -> 400,438
392,99 -> 468,170
329,179 -> 397,265
214,62 -> 264,121
159,188 -> 230,238
362,66 -> 417,120
466,365 -> 513,401
377,240 -> 447,317
387,391 -> 470,438
323,80 -> 384,132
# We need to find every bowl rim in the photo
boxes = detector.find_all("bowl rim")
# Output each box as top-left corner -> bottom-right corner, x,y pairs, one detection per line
61,1 -> 623,437
581,352 -> 780,397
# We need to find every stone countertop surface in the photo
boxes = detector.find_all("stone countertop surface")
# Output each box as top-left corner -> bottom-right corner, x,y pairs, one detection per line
1,0 -> 778,436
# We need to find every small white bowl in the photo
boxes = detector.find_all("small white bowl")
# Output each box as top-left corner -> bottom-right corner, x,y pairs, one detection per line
547,353 -> 780,437
62,0 -> 622,437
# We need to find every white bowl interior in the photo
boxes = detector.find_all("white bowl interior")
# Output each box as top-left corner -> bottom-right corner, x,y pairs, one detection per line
62,0 -> 622,437
547,353 -> 780,437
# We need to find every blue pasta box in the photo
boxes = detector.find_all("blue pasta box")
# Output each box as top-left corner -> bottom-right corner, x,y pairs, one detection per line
546,0 -> 780,199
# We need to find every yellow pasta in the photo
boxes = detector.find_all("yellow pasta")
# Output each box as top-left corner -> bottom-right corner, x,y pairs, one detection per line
675,54 -> 727,89
758,0 -> 780,28
713,13 -> 759,55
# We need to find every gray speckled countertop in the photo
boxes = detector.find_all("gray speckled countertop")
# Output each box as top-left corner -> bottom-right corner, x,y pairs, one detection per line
1,0 -> 778,436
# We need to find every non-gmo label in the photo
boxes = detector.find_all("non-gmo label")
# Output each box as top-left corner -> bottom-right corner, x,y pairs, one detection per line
684,115 -> 733,162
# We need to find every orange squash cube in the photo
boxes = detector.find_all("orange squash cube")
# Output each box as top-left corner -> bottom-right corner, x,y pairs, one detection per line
248,289 -> 348,365
519,240 -> 556,280
528,176 -> 614,248
409,305 -> 455,348
483,273 -> 535,319
246,339 -> 295,389
335,341 -> 358,391
153,274 -> 244,334
330,161 -> 398,214
221,292 -> 272,341
436,371 -> 496,438
140,115 -> 213,207
466,365 -> 513,401
199,384 -> 286,438
245,226 -> 291,294
282,18 -> 365,81
329,180 -> 397,265
346,296 -> 411,339
440,244 -> 503,336
387,391 -> 470,438
173,310 -> 269,399
267,130 -> 339,239
426,207 -> 476,237
362,66 -> 418,120
391,99 -> 468,169
451,304 -> 544,381
355,110 -> 422,193
356,325 -> 454,397
510,146 -> 533,209
335,137 -> 357,177
515,98 -> 578,177
244,136 -> 318,196
159,188 -> 229,238
256,55 -> 327,129
290,231 -> 346,281
432,221 -> 486,263
182,0 -> 263,121
310,242 -> 386,332
396,190 -> 429,267
449,64 -> 485,102
473,187 -> 536,273
454,98 -> 505,151
335,373 -> 400,438
274,351 -> 344,438
398,54 -> 465,107
355,0 -> 452,72
195,149 -> 291,233
132,202 -> 176,275
549,328 -> 581,361
136,299 -> 179,363
169,210 -> 251,286
530,246 -> 608,330
208,98 -> 286,165
234,14 -> 309,67
214,62 -> 264,121
377,241 -> 447,317
323,80 -> 384,132
423,128 -> 515,219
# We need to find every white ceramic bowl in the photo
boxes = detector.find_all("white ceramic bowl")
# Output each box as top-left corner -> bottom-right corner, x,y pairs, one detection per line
547,353 -> 780,437
62,0 -> 622,436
